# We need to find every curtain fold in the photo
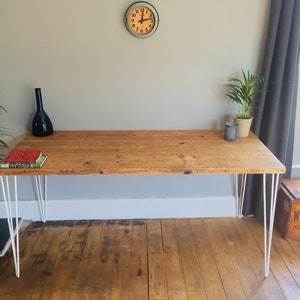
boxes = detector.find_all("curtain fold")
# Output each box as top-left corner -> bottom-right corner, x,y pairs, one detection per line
243,0 -> 300,219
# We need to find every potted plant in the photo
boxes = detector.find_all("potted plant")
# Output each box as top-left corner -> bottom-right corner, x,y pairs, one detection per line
225,69 -> 264,137
0,105 -> 10,159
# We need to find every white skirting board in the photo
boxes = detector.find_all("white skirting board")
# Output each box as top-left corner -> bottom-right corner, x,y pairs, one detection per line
0,196 -> 236,221
292,165 -> 300,178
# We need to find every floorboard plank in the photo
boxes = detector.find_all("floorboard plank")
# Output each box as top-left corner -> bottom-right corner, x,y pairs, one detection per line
107,221 -> 132,300
161,219 -> 188,300
175,219 -> 206,299
147,219 -> 169,300
189,218 -> 226,299
128,220 -> 148,300
289,239 -> 300,259
204,218 -> 246,299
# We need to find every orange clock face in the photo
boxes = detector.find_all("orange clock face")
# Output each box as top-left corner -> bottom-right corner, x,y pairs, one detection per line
124,2 -> 159,38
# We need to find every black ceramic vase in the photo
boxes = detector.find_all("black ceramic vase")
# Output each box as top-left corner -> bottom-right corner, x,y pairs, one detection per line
32,88 -> 53,137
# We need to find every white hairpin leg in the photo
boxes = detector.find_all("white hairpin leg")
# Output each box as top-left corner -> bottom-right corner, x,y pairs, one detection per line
0,176 -> 20,278
235,174 -> 247,218
34,175 -> 47,222
263,173 -> 280,277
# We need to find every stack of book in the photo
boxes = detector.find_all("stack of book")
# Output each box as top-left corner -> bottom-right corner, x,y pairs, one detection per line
0,149 -> 48,168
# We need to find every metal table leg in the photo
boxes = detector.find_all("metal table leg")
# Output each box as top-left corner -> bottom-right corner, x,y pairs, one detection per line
235,174 -> 247,218
0,175 -> 47,277
34,175 -> 47,222
263,173 -> 280,277
0,176 -> 20,277
236,173 -> 280,277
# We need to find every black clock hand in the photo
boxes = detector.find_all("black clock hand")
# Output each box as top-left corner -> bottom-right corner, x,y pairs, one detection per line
138,11 -> 144,24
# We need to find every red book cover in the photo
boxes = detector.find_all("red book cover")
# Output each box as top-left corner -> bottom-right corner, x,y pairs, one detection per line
4,149 -> 42,164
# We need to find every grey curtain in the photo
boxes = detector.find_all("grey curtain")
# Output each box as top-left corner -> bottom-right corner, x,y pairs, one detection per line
243,0 -> 300,219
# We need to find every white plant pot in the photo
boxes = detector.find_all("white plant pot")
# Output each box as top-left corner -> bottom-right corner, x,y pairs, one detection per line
233,116 -> 253,137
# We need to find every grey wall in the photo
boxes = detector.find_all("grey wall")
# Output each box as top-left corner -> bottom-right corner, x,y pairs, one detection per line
1,1 -> 269,134
2,1 -> 295,220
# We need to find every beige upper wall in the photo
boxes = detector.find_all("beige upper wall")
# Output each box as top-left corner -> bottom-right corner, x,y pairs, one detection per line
0,0 -> 270,136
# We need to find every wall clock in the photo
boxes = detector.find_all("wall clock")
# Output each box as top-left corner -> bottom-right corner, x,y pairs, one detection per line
124,2 -> 159,38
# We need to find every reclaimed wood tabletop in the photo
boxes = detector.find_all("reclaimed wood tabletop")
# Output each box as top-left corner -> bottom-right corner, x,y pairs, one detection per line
0,130 -> 286,176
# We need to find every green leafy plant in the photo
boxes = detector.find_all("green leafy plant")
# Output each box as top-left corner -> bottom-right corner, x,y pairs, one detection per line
225,69 -> 264,119
0,105 -> 10,158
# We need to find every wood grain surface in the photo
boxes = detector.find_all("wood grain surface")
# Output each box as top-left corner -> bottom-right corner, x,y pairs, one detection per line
0,130 -> 286,176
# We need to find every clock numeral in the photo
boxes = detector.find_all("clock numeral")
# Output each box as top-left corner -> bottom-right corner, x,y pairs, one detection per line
132,13 -> 136,17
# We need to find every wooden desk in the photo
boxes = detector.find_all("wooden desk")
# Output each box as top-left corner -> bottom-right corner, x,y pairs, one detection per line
0,130 -> 286,277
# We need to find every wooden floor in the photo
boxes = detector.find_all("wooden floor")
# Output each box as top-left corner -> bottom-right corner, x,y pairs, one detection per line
0,218 -> 300,300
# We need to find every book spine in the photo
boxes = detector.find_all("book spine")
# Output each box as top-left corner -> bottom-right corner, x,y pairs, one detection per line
0,163 -> 40,168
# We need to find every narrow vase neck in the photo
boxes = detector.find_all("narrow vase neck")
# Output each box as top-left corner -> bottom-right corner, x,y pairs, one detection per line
35,88 -> 44,111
